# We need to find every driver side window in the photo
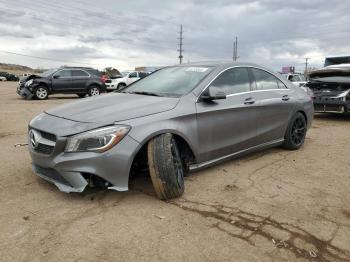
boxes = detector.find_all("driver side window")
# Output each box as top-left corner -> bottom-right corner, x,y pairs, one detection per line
209,67 -> 251,95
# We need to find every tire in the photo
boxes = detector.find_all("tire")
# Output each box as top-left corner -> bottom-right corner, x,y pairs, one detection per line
34,86 -> 49,100
88,85 -> 101,96
117,83 -> 126,90
77,94 -> 86,98
147,133 -> 185,200
283,112 -> 307,150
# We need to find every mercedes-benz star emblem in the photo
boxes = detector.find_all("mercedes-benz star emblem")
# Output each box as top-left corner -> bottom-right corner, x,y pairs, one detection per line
29,129 -> 39,149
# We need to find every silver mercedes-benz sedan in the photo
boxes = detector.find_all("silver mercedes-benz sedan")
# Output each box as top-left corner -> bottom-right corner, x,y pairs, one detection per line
28,61 -> 314,199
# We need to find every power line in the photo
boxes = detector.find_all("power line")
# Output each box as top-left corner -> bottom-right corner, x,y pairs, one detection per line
177,24 -> 184,64
0,50 -> 96,66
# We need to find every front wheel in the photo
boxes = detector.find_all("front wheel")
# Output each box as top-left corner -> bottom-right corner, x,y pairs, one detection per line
34,86 -> 49,100
147,133 -> 185,200
88,86 -> 101,96
117,83 -> 126,90
283,112 -> 307,150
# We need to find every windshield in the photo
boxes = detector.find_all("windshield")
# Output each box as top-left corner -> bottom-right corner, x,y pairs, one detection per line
122,71 -> 130,77
39,69 -> 57,77
123,66 -> 213,97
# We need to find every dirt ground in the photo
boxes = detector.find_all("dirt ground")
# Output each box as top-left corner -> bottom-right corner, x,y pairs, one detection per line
0,81 -> 349,262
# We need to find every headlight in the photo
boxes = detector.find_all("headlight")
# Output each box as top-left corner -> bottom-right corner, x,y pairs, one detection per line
65,125 -> 130,153
25,79 -> 34,87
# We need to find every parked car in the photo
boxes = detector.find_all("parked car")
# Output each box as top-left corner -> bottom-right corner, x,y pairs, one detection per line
0,76 -> 6,81
28,62 -> 313,199
105,71 -> 149,91
17,67 -> 106,100
307,65 -> 350,113
281,73 -> 307,88
0,71 -> 18,81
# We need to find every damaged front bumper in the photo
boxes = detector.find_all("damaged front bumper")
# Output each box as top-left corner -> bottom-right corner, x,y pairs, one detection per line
17,84 -> 34,99
28,113 -> 141,193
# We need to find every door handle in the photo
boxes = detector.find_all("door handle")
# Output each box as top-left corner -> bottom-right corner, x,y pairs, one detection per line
244,97 -> 255,105
282,95 -> 290,101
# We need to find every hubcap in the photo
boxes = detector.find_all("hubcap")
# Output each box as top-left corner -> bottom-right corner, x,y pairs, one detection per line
90,87 -> 100,96
36,88 -> 47,99
291,116 -> 306,146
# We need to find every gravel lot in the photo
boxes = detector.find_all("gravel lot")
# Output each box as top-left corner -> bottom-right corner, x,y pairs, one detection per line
1,81 -> 350,262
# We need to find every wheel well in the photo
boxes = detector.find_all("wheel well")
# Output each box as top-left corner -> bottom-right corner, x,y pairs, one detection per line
297,110 -> 307,124
129,133 -> 196,180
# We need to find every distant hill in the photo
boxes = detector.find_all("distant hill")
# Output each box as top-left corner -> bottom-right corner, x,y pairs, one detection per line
0,63 -> 37,75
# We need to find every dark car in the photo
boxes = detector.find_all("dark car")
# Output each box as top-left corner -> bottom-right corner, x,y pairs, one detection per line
17,67 -> 106,100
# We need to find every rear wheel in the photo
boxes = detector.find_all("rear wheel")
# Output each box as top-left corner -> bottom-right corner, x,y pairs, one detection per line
283,112 -> 307,150
34,86 -> 49,100
147,133 -> 185,200
88,85 -> 101,96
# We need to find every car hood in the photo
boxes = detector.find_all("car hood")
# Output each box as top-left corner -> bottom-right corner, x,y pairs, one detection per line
45,93 -> 180,123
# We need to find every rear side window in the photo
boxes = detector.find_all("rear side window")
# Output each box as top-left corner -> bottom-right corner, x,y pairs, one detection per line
209,67 -> 251,95
252,69 -> 279,90
54,70 -> 71,78
71,70 -> 89,77
277,79 -> 287,89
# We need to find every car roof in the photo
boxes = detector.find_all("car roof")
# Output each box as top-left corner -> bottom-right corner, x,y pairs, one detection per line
174,60 -> 267,69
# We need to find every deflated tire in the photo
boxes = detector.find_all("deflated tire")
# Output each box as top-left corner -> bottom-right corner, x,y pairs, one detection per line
147,133 -> 185,200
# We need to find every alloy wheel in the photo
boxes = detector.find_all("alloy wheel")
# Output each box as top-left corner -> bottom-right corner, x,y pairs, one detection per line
90,87 -> 100,96
36,87 -> 47,99
290,116 -> 306,146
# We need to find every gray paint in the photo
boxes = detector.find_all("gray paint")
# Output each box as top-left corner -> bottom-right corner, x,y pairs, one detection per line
28,61 -> 314,193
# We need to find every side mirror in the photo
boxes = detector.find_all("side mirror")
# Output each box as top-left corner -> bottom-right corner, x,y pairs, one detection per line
201,86 -> 226,101
53,75 -> 60,79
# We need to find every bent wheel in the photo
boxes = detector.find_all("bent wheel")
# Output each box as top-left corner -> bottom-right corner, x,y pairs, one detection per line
147,133 -> 184,200
283,112 -> 307,150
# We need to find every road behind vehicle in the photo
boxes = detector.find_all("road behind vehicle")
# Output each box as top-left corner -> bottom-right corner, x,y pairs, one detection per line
17,67 -> 106,100
28,62 -> 313,199
105,71 -> 149,91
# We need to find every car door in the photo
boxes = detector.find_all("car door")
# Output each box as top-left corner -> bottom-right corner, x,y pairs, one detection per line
52,69 -> 72,92
127,72 -> 139,85
71,69 -> 90,91
196,67 -> 258,163
249,68 -> 295,145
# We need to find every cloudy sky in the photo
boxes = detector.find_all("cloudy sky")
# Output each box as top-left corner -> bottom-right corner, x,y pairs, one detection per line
0,0 -> 349,71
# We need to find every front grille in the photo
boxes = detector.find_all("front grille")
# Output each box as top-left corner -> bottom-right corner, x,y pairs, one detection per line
40,131 -> 56,142
35,143 -> 54,154
29,129 -> 57,155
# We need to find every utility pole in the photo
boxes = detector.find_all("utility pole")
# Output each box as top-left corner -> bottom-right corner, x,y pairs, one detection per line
178,24 -> 184,64
304,57 -> 310,76
233,36 -> 239,61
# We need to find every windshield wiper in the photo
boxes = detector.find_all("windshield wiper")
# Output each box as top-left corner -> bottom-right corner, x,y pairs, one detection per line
125,91 -> 163,97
